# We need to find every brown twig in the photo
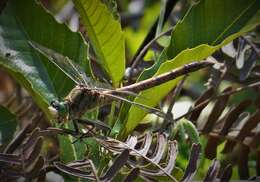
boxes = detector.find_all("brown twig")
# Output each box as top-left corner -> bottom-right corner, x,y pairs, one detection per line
117,60 -> 214,93
128,27 -> 174,80
129,0 -> 178,67
166,75 -> 187,118
160,75 -> 187,132
170,81 -> 260,124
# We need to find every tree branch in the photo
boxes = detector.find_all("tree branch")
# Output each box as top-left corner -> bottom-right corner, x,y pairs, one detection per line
117,60 -> 214,93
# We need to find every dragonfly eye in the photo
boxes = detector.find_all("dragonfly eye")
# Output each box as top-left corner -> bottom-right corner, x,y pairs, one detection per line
50,100 -> 60,110
49,100 -> 68,120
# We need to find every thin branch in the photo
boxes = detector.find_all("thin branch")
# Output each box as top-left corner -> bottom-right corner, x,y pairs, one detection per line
117,60 -> 214,93
169,81 -> 260,125
166,75 -> 187,116
160,75 -> 187,132
128,27 -> 174,80
129,0 -> 178,66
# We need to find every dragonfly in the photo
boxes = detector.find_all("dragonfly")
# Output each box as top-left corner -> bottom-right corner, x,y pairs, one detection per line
29,41 -> 213,134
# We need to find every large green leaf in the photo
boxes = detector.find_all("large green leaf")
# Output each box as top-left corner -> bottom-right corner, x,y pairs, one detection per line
0,105 -> 17,145
121,0 -> 260,137
0,0 -> 89,118
0,2 -> 89,177
166,0 -> 260,60
74,0 -> 125,87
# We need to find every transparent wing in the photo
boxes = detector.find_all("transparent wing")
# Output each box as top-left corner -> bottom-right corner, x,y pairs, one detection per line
101,92 -> 168,119
29,41 -> 91,86
29,41 -> 156,97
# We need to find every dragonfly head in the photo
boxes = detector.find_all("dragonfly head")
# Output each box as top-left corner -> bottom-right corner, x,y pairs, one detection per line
48,100 -> 69,122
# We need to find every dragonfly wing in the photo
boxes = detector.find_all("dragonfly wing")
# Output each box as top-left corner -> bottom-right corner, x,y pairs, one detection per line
29,41 -> 90,86
64,54 -> 92,86
29,41 -> 141,93
101,92 -> 168,119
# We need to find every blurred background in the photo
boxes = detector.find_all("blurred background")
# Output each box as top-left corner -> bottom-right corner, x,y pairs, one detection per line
0,0 -> 259,180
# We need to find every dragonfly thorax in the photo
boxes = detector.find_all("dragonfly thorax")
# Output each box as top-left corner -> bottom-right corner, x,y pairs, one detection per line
64,85 -> 109,120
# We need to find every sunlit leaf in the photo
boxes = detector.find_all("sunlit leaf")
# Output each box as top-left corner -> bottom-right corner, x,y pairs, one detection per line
73,0 -> 125,87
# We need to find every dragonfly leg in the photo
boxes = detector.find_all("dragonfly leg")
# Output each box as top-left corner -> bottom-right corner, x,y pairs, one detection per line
77,118 -> 111,131
58,124 -> 91,144
72,119 -> 80,134
75,119 -> 96,135
60,127 -> 78,136
71,121 -> 95,144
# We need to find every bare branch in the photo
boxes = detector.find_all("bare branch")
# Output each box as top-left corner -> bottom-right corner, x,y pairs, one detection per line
118,60 -> 214,93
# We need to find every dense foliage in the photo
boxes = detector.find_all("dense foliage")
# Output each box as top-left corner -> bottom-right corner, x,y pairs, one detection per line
0,0 -> 259,181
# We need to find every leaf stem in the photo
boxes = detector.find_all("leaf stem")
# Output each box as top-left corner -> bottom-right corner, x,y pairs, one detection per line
128,27 -> 174,80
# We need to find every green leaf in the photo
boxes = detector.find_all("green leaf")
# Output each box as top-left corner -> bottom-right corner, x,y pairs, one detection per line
0,105 -> 17,145
177,118 -> 200,144
121,0 -> 260,137
166,0 -> 260,60
73,0 -> 125,87
101,0 -> 120,20
58,127 -> 86,163
0,0 -> 89,118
